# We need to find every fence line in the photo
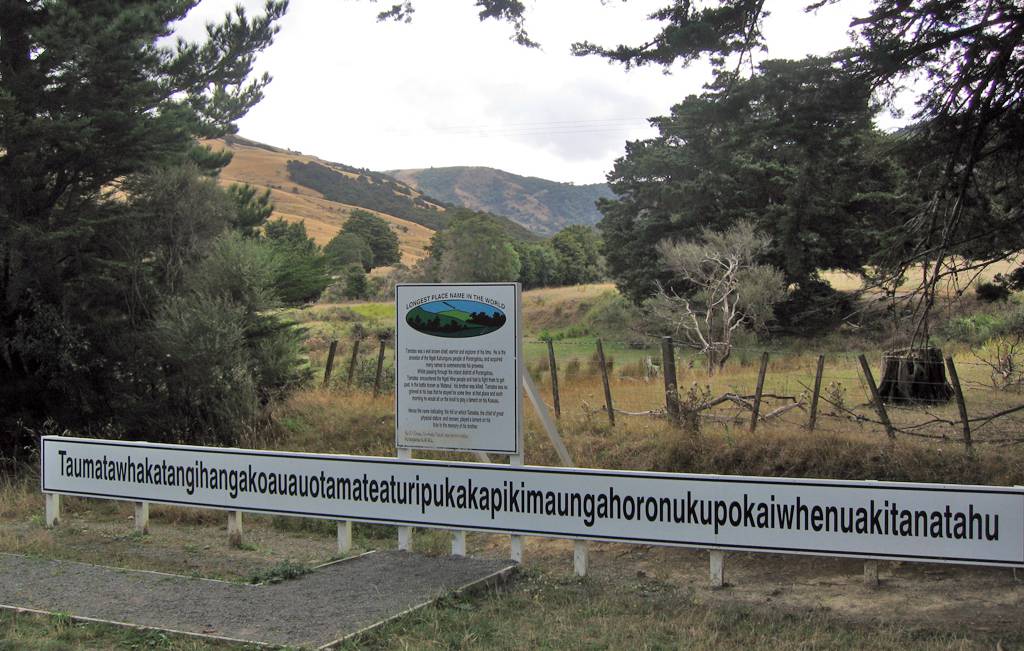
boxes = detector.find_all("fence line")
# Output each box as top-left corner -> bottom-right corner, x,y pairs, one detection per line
321,330 -> 1024,448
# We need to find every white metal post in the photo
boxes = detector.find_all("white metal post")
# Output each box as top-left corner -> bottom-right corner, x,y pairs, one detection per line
710,550 -> 725,588
864,560 -> 879,586
337,521 -> 352,555
44,493 -> 60,528
397,447 -> 413,551
510,452 -> 525,563
134,502 -> 149,534
227,511 -> 243,547
451,530 -> 466,556
573,540 -> 589,577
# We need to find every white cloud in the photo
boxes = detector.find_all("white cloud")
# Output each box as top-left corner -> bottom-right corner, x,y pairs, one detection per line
177,0 -> 878,184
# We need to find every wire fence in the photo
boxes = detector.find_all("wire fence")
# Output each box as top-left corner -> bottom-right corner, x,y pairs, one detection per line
316,331 -> 1024,450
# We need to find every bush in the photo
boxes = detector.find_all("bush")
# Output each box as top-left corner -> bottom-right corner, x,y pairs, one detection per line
976,280 -> 1011,302
136,234 -> 310,446
771,277 -> 854,336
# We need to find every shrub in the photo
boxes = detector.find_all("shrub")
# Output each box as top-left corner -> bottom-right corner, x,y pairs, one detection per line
976,280 -> 1011,303
136,234 -> 310,446
771,277 -> 854,336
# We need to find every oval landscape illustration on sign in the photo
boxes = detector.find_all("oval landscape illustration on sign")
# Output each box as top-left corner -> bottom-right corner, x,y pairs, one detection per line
406,300 -> 506,338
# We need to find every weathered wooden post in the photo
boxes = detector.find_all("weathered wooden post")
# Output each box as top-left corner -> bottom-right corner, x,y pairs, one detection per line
808,355 -> 825,431
546,338 -> 561,419
596,338 -> 615,426
662,336 -> 680,419
858,354 -> 896,439
749,352 -> 769,433
373,338 -> 387,397
346,337 -> 361,387
322,340 -> 338,387
945,356 -> 972,454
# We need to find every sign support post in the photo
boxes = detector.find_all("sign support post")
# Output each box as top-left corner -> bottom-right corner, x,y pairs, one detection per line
397,447 -> 413,551
45,493 -> 60,528
134,501 -> 149,534
337,521 -> 352,555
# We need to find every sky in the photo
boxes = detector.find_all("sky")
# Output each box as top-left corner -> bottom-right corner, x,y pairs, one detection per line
174,1 -> 893,185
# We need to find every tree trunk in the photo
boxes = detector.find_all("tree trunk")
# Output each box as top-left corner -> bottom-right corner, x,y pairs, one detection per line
877,347 -> 953,405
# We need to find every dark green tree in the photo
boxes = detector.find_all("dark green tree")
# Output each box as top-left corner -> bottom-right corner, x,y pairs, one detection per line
263,219 -> 330,305
342,262 -> 370,300
513,241 -> 562,289
340,210 -> 402,269
227,183 -> 274,237
421,210 -> 521,283
324,231 -> 375,272
551,225 -> 604,286
0,0 -> 288,447
572,0 -> 1024,339
599,57 -> 900,303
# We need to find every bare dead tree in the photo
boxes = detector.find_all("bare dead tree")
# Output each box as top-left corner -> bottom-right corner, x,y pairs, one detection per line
646,221 -> 786,374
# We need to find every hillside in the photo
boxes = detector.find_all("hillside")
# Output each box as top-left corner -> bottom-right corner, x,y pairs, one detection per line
203,136 -> 436,265
390,166 -> 615,236
287,159 -> 537,242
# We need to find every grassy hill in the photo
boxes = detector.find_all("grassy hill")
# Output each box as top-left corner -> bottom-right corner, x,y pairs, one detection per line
203,136 -> 436,265
287,159 -> 537,242
390,166 -> 615,236
202,136 -> 538,267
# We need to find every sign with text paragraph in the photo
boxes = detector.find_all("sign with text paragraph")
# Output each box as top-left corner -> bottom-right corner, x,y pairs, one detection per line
395,283 -> 522,454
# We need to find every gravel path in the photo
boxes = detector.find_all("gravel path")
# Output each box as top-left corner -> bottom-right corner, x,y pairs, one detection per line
0,551 -> 515,648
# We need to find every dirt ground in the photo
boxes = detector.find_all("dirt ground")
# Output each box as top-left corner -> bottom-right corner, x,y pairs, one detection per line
2,500 -> 1021,639
474,536 -> 1024,635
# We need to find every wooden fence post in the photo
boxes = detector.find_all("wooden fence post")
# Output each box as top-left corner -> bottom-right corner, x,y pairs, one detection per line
808,355 -> 825,431
749,352 -> 769,433
662,336 -> 680,419
858,354 -> 896,439
546,339 -> 561,419
322,340 -> 338,387
595,338 -> 615,426
945,356 -> 972,454
373,338 -> 387,397
346,337 -> 362,387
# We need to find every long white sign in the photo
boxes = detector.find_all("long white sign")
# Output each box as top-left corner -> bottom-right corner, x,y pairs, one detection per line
41,437 -> 1024,567
395,283 -> 522,454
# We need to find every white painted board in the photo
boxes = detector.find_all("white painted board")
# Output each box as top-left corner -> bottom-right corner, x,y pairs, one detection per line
42,436 -> 1024,567
395,283 -> 522,454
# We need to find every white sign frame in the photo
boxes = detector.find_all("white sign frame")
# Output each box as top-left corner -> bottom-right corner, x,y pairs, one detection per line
41,436 -> 1024,568
394,282 -> 522,455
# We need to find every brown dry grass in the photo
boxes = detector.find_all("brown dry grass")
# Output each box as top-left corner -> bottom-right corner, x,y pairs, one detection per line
200,138 -> 434,263
823,256 -> 1022,295
520,282 -> 616,334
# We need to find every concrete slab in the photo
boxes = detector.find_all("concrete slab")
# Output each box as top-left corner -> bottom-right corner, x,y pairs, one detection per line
0,551 -> 516,648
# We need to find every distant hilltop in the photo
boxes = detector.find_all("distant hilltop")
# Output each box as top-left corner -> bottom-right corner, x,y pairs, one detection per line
389,166 -> 614,236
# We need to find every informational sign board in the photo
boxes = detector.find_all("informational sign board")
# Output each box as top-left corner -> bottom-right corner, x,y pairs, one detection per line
42,436 -> 1024,567
394,283 -> 522,454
